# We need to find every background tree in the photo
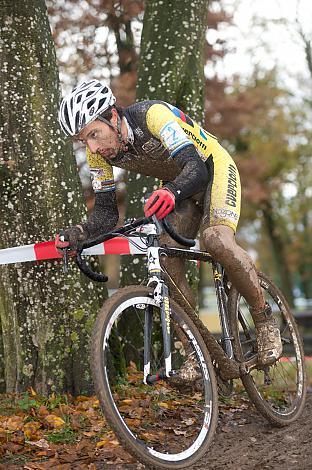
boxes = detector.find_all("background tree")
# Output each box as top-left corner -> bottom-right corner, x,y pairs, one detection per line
0,0 -> 105,394
120,0 -> 209,288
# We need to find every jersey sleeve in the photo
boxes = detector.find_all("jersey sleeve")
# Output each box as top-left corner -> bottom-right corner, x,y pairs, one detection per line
86,147 -> 116,193
146,103 -> 193,157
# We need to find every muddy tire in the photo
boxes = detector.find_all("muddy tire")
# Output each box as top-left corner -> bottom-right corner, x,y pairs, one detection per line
228,272 -> 307,426
91,286 -> 218,469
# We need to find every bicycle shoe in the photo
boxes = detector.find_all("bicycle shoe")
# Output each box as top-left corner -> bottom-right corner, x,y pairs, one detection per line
252,303 -> 283,366
169,352 -> 202,391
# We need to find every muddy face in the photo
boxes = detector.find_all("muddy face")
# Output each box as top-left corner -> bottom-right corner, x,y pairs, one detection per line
77,114 -> 121,159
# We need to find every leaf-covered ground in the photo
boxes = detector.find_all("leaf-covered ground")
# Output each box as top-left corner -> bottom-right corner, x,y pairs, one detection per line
1,389 -> 311,469
0,390 -> 140,469
0,386 -> 252,469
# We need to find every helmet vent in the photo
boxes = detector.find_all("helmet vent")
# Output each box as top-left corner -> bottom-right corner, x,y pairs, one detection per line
98,98 -> 106,109
87,98 -> 96,109
75,112 -> 80,134
64,103 -> 71,129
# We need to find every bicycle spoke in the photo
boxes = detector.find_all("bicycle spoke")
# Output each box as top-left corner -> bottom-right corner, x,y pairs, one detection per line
229,272 -> 306,424
94,289 -> 217,463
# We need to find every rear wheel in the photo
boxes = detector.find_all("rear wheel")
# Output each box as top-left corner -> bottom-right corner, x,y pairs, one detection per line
91,286 -> 218,469
228,272 -> 306,425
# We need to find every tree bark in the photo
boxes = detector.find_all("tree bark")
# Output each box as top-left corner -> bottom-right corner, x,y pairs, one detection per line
120,0 -> 209,288
0,0 -> 106,394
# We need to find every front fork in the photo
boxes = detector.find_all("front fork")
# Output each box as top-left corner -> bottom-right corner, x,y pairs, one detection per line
143,247 -> 173,385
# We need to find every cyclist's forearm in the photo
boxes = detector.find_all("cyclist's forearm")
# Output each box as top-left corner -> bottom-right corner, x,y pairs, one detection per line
80,191 -> 119,239
164,146 -> 209,201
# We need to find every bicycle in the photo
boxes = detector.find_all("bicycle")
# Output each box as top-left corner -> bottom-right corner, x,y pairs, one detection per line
65,215 -> 306,469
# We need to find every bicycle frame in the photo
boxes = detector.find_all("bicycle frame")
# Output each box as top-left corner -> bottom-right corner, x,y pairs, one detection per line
137,221 -> 235,385
75,216 -> 252,379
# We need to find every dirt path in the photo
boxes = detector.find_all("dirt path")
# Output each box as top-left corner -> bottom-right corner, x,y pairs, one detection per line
112,393 -> 312,470
193,392 -> 312,470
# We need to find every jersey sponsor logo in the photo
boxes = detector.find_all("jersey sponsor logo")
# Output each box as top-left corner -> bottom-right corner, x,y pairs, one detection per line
159,120 -> 190,153
90,167 -> 105,177
213,207 -> 239,223
225,164 -> 237,207
183,127 -> 207,151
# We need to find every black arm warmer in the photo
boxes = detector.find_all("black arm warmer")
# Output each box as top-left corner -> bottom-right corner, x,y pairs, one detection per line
81,191 -> 119,240
164,145 -> 209,202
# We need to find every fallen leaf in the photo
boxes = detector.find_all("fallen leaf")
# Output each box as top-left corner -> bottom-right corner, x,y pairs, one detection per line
45,414 -> 65,429
26,438 -> 51,450
124,418 -> 141,427
37,405 -> 49,417
182,417 -> 195,426
82,430 -> 97,437
120,399 -> 133,405
2,415 -> 24,431
173,429 -> 187,436
23,421 -> 42,440
158,402 -> 170,409
140,432 -> 160,442
96,436 -> 111,448
10,430 -> 25,444
76,395 -> 90,402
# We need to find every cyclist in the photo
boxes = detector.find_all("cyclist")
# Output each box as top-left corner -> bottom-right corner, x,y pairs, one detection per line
56,80 -> 282,366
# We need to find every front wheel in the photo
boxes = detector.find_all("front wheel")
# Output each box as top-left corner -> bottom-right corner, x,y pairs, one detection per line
91,286 -> 218,469
228,272 -> 307,426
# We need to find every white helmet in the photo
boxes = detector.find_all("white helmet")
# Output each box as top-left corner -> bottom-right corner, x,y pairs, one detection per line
58,80 -> 116,136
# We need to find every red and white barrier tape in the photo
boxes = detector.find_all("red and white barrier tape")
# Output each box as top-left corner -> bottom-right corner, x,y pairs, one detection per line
0,237 -> 147,265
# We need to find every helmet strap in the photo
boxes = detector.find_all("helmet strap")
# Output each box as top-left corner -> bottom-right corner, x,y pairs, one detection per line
97,112 -> 125,149
97,115 -> 115,129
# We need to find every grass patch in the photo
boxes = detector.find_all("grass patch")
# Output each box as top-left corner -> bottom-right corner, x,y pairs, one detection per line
0,452 -> 29,465
46,426 -> 77,444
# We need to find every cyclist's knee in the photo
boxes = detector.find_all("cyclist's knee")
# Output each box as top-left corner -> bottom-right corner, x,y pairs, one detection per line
203,225 -> 236,259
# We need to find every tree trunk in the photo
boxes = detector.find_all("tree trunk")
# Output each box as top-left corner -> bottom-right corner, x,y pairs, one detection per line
120,0 -> 209,288
0,0 -> 106,394
261,202 -> 294,307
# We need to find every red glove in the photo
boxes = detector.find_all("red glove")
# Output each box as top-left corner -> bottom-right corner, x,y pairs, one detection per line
144,188 -> 175,220
55,233 -> 70,251
55,226 -> 86,256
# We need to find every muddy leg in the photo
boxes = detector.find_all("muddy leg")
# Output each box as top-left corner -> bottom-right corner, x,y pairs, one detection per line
202,225 -> 265,311
160,199 -> 202,310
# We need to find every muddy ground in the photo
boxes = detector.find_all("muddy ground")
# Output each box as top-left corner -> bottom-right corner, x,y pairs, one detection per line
111,393 -> 312,470
1,392 -> 311,469
194,392 -> 312,470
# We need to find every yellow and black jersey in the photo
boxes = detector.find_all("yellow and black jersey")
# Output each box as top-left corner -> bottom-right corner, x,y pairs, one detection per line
86,100 -> 241,232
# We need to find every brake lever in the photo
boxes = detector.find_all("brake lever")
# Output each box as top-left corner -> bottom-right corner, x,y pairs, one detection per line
59,234 -> 70,274
62,248 -> 69,274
